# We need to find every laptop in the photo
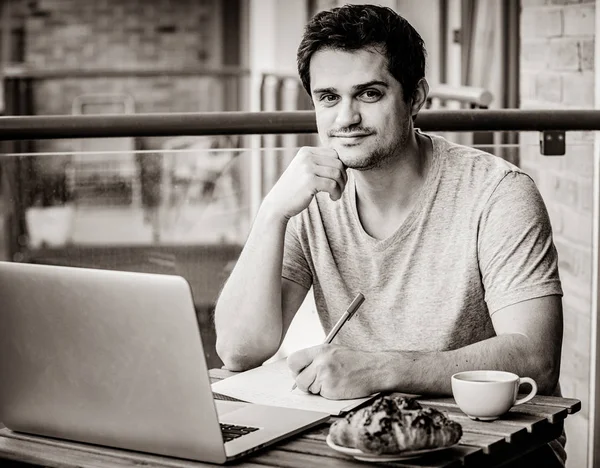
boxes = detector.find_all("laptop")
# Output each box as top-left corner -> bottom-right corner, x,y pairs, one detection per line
0,261 -> 329,463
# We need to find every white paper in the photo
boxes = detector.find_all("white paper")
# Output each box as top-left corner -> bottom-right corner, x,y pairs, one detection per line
211,358 -> 376,416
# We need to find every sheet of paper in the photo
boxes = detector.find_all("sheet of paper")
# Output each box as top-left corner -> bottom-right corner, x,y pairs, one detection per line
211,358 -> 377,416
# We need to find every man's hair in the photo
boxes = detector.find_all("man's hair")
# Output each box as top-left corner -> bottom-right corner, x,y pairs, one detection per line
297,4 -> 426,103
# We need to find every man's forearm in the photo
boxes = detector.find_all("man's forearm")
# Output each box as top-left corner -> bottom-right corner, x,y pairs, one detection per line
373,334 -> 559,396
214,204 -> 288,370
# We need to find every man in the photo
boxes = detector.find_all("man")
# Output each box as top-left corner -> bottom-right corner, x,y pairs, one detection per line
214,4 -> 564,465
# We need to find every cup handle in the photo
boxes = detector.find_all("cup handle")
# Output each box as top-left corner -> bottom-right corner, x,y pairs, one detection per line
514,377 -> 538,406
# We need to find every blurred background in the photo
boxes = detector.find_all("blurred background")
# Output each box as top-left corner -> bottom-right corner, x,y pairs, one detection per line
0,1 -> 597,466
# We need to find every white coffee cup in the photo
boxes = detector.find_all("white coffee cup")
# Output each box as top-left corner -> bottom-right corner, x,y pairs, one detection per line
451,370 -> 538,421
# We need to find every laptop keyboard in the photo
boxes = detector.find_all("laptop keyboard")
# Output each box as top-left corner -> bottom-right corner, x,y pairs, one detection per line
220,423 -> 260,442
213,392 -> 245,402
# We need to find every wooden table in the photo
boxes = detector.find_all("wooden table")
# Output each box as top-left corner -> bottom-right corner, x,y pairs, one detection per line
0,369 -> 581,468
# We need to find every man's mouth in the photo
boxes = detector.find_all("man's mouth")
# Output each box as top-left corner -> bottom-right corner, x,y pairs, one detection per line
334,133 -> 371,138
333,133 -> 371,144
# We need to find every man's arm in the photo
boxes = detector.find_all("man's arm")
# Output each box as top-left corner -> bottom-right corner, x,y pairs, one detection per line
215,147 -> 347,371
289,295 -> 563,398
215,207 -> 308,371
377,295 -> 563,396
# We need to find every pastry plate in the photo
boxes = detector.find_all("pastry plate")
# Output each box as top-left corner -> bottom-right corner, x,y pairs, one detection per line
326,434 -> 457,462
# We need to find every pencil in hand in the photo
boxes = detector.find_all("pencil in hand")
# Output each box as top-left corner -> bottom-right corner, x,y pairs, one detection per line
290,292 -> 365,392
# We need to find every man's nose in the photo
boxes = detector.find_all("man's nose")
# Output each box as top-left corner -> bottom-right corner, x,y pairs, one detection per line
335,100 -> 361,128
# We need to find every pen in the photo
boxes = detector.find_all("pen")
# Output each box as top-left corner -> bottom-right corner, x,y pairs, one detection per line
291,292 -> 365,391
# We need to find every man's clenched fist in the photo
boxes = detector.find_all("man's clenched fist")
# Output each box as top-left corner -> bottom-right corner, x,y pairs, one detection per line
263,147 -> 348,222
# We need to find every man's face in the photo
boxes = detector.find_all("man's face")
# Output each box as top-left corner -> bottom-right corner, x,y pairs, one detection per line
309,47 -> 412,170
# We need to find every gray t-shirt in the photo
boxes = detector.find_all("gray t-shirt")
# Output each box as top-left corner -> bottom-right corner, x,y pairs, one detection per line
282,132 -> 563,353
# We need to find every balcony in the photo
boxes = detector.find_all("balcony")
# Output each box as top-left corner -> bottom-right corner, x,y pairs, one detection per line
0,108 -> 598,465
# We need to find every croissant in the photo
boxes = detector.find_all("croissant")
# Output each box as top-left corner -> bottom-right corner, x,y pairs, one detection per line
329,395 -> 462,455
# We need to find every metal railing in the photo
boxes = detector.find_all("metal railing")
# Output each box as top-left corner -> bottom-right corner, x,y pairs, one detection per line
1,65 -> 251,79
2,109 -> 600,140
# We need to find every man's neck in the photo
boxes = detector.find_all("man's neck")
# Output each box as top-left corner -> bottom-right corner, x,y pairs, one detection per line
353,131 -> 431,217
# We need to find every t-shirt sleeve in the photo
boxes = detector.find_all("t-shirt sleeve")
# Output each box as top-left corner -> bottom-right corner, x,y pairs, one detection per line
282,215 -> 313,289
478,171 -> 563,314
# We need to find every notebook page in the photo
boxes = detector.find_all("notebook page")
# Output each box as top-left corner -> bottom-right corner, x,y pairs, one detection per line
211,358 -> 376,416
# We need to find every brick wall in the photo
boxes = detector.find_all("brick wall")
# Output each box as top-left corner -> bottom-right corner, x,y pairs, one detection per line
24,0 -> 218,70
520,1 -> 595,466
11,0 -> 226,172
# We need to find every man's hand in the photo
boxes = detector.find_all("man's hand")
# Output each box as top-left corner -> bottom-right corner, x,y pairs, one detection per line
287,344 -> 376,400
263,147 -> 347,221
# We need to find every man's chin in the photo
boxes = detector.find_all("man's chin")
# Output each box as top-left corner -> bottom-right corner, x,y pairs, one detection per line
334,146 -> 368,167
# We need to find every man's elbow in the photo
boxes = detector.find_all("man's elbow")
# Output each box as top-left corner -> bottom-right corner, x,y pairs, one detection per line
215,338 -> 276,372
218,353 -> 256,372
531,354 -> 561,395
218,352 -> 260,372
511,333 -> 561,395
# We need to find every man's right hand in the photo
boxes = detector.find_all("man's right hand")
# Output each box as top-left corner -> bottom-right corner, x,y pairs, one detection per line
263,147 -> 348,221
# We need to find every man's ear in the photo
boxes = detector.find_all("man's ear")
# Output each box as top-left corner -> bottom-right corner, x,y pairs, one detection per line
410,78 -> 429,117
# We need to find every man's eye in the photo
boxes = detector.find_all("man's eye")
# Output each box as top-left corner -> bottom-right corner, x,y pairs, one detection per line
321,94 -> 338,103
361,90 -> 382,101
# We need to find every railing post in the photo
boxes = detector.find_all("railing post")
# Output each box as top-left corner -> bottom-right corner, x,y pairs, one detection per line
281,77 -> 301,168
591,130 -> 600,468
1,77 -> 31,262
262,74 -> 280,196
249,73 -> 263,219
589,131 -> 600,468
588,6 -> 600,464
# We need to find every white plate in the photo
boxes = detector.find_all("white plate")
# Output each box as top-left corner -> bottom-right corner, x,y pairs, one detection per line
326,434 -> 457,462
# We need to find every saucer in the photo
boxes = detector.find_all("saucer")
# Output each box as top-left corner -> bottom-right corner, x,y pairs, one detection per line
325,434 -> 457,462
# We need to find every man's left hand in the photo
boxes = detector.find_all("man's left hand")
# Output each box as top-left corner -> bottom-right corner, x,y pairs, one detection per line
287,344 -> 376,399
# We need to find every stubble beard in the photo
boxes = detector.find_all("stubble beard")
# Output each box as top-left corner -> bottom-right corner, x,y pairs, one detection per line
344,128 -> 409,171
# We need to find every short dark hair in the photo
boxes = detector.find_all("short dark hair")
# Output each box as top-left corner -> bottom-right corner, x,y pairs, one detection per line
297,4 -> 426,103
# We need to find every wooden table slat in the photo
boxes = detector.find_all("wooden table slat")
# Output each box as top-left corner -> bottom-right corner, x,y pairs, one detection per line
249,446 -> 377,468
418,398 -> 568,424
0,429 -> 224,468
443,416 -> 528,444
418,395 -> 578,416
516,395 -> 581,414
281,433 -> 481,466
421,403 -> 546,435
440,446 -> 486,468
457,433 -> 507,455
2,428 -> 293,468
0,435 -> 237,468
507,403 -> 567,424
271,437 -> 457,468
393,446 -> 482,468
265,438 -> 466,468
461,422 -> 565,468
482,411 -> 550,433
